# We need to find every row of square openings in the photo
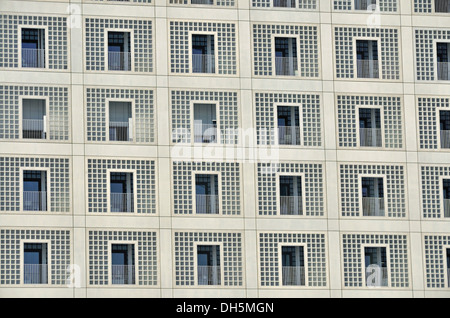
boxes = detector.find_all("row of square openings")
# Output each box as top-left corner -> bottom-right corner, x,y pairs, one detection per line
109,0 -> 450,13
18,28 -> 450,80
21,242 -> 437,288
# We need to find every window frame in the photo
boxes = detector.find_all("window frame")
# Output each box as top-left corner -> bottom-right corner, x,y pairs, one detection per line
353,37 -> 382,80
277,243 -> 308,287
18,25 -> 49,70
275,171 -> 306,217
107,169 -> 137,214
358,174 -> 387,218
274,102 -> 304,147
434,39 -> 450,81
106,98 -> 135,143
190,101 -> 220,145
194,242 -> 224,287
20,167 -> 50,212
189,31 -> 218,75
191,170 -> 222,216
104,28 -> 135,72
361,243 -> 390,288
21,239 -> 51,286
271,34 -> 301,77
108,241 -> 137,286
356,104 -> 385,148
19,96 -> 50,141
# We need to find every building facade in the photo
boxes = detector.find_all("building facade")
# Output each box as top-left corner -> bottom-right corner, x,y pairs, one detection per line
0,0 -> 449,298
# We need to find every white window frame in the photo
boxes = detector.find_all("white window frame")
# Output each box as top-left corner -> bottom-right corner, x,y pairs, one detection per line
439,176 -> 450,219
358,173 -> 388,218
19,96 -> 50,141
434,39 -> 450,82
18,25 -> 49,70
276,171 -> 306,217
277,243 -> 308,288
274,102 -> 303,147
436,107 -> 449,150
106,98 -> 135,143
271,34 -> 301,77
189,31 -> 218,75
191,170 -> 222,216
353,37 -> 382,80
433,0 -> 450,14
271,0 -> 297,9
104,28 -> 135,73
21,239 -> 51,286
352,0 -> 378,11
108,241 -> 138,286
20,166 -> 51,212
361,243 -> 391,288
356,104 -> 385,149
107,168 -> 137,214
194,242 -> 224,287
190,100 -> 220,145
443,245 -> 450,288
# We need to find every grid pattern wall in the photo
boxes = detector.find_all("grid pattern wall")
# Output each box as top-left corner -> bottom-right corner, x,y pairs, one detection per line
252,24 -> 319,77
88,230 -> 158,286
337,95 -> 403,149
333,0 -> 397,11
259,232 -> 327,287
420,166 -> 450,218
339,164 -> 406,217
172,161 -> 240,215
171,90 -> 239,144
418,97 -> 449,149
85,18 -> 153,72
86,159 -> 156,214
0,14 -> 68,69
424,235 -> 450,288
342,234 -> 409,288
0,85 -> 70,141
257,162 -> 325,216
251,0 -> 317,9
169,21 -> 237,75
413,0 -> 433,13
255,92 -> 322,147
334,27 -> 400,80
86,88 -> 155,143
0,229 -> 71,285
415,29 -> 450,81
0,157 -> 70,213
169,0 -> 235,6
174,232 -> 243,286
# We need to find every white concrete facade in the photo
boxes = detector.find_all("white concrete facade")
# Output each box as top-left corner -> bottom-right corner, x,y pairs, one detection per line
0,0 -> 449,298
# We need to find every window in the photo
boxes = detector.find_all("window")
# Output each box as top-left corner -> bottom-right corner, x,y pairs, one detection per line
111,244 -> 135,285
440,110 -> 450,149
277,106 -> 301,146
356,40 -> 379,79
446,248 -> 450,287
359,108 -> 382,147
192,34 -> 215,74
109,101 -> 133,142
443,179 -> 450,218
361,177 -> 385,216
435,0 -> 450,13
23,243 -> 48,284
110,172 -> 134,213
437,42 -> 450,80
197,245 -> 221,285
273,0 -> 295,8
22,99 -> 46,140
274,37 -> 298,76
279,176 -> 303,215
364,246 -> 388,287
281,246 -> 305,286
191,0 -> 214,4
193,104 -> 217,143
108,31 -> 131,71
195,174 -> 219,214
354,0 -> 377,10
21,28 -> 45,68
23,170 -> 47,211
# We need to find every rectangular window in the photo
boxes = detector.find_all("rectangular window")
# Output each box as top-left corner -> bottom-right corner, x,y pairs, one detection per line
109,101 -> 133,142
275,37 -> 298,76
22,99 -> 46,140
356,40 -> 379,79
354,0 -> 377,10
191,0 -> 214,4
359,108 -> 382,147
192,34 -> 215,74
110,172 -> 134,213
21,28 -> 45,68
446,248 -> 450,287
111,244 -> 135,285
197,245 -> 221,285
23,170 -> 47,211
364,246 -> 388,287
108,31 -> 132,71
277,106 -> 301,146
361,177 -> 385,216
443,179 -> 450,218
435,0 -> 450,13
193,104 -> 217,143
279,176 -> 303,215
273,0 -> 295,8
195,174 -> 219,214
281,246 -> 305,286
440,110 -> 450,149
437,43 -> 450,80
23,243 -> 48,284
